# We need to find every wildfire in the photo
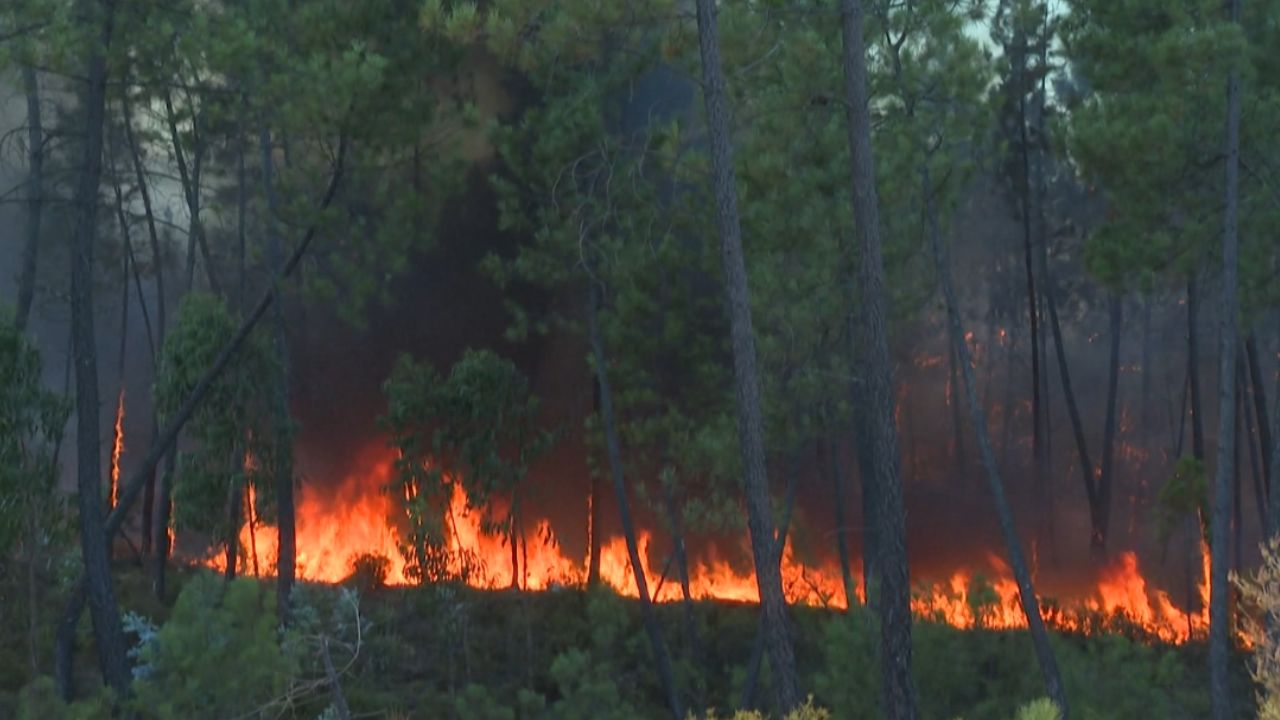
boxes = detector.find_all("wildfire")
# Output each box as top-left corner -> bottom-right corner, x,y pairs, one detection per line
109,388 -> 125,509
206,444 -> 1225,644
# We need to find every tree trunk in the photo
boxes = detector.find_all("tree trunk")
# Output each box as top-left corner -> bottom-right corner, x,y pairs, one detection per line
1095,295 -> 1123,557
1037,214 -> 1099,556
15,64 -> 43,333
1246,334 -> 1272,512
259,126 -> 297,624
121,84 -> 166,561
925,161 -> 1069,717
692,0 -> 801,712
839,1 -> 916,716
825,437 -> 856,606
1209,1 -> 1241,712
163,88 -> 220,296
69,0 -> 129,696
587,462 -> 603,587
1188,276 -> 1206,461
947,333 -> 967,478
1015,30 -> 1045,485
586,282 -> 683,720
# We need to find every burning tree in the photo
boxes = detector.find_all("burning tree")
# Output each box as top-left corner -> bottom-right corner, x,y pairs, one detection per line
382,348 -> 556,587
155,294 -> 283,582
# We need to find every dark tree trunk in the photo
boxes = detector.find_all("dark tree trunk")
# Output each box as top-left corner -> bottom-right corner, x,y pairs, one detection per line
1242,351 -> 1267,532
120,85 -> 166,561
586,283 -> 683,720
1188,276 -> 1206,461
587,466 -> 603,587
69,0 -> 129,696
153,454 -> 175,601
1246,334 -> 1273,508
1141,297 -> 1154,450
855,394 -> 879,608
163,88 -> 220,296
1015,33 -> 1045,484
259,126 -> 297,624
1095,295 -> 1124,557
693,0 -> 801,711
839,1 -> 915,716
1209,1 -> 1241,712
825,437 -> 856,606
16,64 -> 43,333
1037,215 -> 1098,556
947,335 -> 967,477
925,161 -> 1069,717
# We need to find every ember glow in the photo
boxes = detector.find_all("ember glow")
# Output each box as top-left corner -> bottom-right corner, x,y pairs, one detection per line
208,443 -> 1222,643
109,388 -> 125,509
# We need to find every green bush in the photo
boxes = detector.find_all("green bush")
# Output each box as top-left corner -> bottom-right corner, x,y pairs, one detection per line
129,574 -> 297,719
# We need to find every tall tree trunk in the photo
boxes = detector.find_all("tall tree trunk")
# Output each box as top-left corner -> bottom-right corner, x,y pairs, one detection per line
1188,276 -> 1206,461
825,436 -> 856,606
855,392 -> 879,608
120,84 -> 166,561
1037,216 -> 1099,556
1209,0 -> 1242,712
259,127 -> 296,624
1243,351 -> 1267,532
68,0 -> 129,696
1095,295 -> 1124,557
1015,30 -> 1045,486
1141,297 -> 1153,451
925,161 -> 1069,717
15,64 -> 43,333
692,0 -> 801,711
947,334 -> 967,478
587,464 -> 603,587
586,282 -> 683,720
1246,334 -> 1272,510
839,1 -> 916,716
163,88 -> 220,296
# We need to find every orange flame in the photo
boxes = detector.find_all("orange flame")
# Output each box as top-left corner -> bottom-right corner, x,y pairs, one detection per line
109,389 -> 125,509
205,445 -> 1229,644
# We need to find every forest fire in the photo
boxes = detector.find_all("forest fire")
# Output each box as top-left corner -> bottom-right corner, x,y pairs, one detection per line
205,443 -> 1220,645
109,389 -> 125,509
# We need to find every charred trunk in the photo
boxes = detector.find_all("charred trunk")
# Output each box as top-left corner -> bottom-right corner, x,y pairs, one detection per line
1188,276 -> 1206,461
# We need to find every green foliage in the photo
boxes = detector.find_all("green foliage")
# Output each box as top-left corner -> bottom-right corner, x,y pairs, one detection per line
0,315 -> 69,556
14,677 -> 113,720
129,574 -> 297,719
154,294 -> 282,560
1155,456 -> 1209,545
1015,698 -> 1062,720
689,697 -> 830,720
382,349 -> 556,585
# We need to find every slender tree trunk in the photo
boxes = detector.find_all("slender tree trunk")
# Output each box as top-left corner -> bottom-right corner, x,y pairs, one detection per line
260,126 -> 297,624
925,161 -> 1069,717
1037,217 -> 1099,556
1015,33 -> 1045,486
855,394 -> 879,608
692,0 -> 801,711
587,464 -> 603,587
1209,1 -> 1242,711
586,282 -> 683,720
1243,351 -> 1268,531
1095,295 -> 1124,557
15,64 -> 43,333
1246,334 -> 1273,511
120,85 -> 166,561
1188,276 -> 1206,461
839,1 -> 915,716
1141,297 -> 1154,451
69,0 -> 129,696
163,88 -> 220,296
826,437 -> 856,606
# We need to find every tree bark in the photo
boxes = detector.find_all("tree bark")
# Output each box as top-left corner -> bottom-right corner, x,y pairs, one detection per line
692,0 -> 801,712
1209,1 -> 1242,713
68,0 -> 129,696
839,1 -> 916,716
925,161 -> 1069,717
15,63 -> 43,333
259,126 -> 297,624
586,282 -> 683,720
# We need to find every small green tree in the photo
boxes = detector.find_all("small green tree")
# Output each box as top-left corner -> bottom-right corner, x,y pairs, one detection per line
154,294 -> 280,576
382,349 -> 555,587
